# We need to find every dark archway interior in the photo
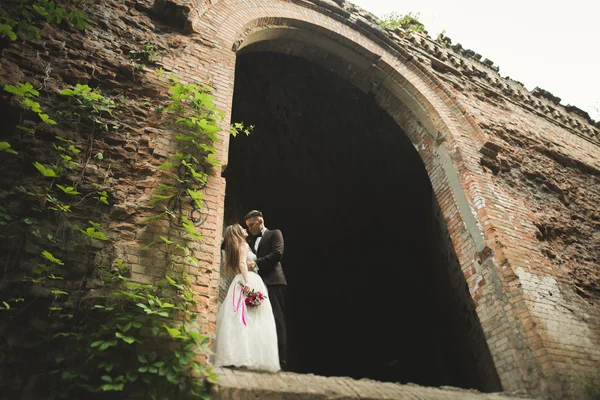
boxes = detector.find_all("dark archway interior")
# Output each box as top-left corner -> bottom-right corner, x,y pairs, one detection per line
225,50 -> 502,392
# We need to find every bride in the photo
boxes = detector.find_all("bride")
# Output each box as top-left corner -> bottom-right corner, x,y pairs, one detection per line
212,223 -> 280,372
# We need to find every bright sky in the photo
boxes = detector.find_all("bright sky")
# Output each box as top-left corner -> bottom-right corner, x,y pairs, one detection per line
349,0 -> 600,121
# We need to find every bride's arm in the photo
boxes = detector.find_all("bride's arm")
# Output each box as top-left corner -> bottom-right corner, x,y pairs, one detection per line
238,244 -> 251,288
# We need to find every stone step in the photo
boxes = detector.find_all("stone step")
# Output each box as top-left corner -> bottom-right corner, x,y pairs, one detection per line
207,368 -> 538,400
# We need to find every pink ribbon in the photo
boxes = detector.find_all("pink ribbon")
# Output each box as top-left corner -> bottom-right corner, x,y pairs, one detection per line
232,282 -> 247,326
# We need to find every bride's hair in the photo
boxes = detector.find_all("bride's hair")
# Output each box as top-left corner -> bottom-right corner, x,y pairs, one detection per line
223,224 -> 246,275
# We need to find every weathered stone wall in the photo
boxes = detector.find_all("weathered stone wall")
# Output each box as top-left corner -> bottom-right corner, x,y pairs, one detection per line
447,66 -> 600,397
0,0 -> 226,396
176,0 -> 599,397
428,195 -> 503,391
1,0 -> 599,398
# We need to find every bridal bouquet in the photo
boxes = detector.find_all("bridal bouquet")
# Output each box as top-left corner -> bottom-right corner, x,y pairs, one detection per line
238,281 -> 266,308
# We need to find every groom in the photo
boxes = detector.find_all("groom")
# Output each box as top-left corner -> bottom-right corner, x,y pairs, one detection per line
244,210 -> 287,370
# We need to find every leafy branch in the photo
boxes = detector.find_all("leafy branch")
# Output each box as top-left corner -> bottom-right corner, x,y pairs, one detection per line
0,0 -> 89,41
379,11 -> 425,34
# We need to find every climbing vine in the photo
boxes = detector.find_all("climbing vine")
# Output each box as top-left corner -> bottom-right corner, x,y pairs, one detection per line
148,76 -> 252,229
0,0 -> 256,396
0,69 -> 250,400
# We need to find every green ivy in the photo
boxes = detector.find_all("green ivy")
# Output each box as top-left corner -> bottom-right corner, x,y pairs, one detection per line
59,83 -> 118,131
0,0 -> 89,41
0,141 -> 18,154
436,30 -> 451,48
0,68 -> 254,397
3,82 -> 57,124
148,76 -> 252,223
379,11 -> 425,33
129,42 -> 159,63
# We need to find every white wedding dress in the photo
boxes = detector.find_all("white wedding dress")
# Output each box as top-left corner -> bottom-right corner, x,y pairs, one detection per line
213,245 -> 280,372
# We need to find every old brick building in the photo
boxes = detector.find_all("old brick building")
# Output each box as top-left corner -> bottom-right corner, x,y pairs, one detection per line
0,0 -> 598,399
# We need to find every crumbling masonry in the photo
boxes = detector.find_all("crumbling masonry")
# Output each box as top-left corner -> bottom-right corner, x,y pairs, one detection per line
0,0 -> 598,399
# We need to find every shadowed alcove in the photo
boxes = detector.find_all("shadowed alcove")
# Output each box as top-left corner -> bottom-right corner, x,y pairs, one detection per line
223,51 -> 502,392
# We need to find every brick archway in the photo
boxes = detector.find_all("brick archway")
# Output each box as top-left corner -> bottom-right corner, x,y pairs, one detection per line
187,0 -> 547,395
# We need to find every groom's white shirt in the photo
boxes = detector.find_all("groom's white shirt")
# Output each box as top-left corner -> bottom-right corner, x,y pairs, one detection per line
254,227 -> 267,253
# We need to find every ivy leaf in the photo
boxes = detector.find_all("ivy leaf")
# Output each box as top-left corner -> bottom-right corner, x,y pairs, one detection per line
98,191 -> 109,205
4,82 -> 39,97
166,371 -> 178,384
181,160 -> 207,182
205,152 -> 221,167
166,276 -> 184,291
186,254 -> 200,267
88,220 -> 102,230
32,4 -> 49,17
69,9 -> 89,30
38,113 -> 57,124
98,340 -> 117,351
100,383 -> 124,392
148,352 -> 158,363
0,142 -> 18,154
186,189 -> 204,210
41,250 -> 64,265
115,332 -> 137,344
150,194 -> 173,205
59,88 -> 77,96
23,276 -> 45,283
140,239 -> 159,250
23,97 -> 42,113
80,225 -> 109,241
163,324 -> 184,339
50,289 -> 69,296
158,162 -> 173,170
67,145 -> 81,155
198,119 -> 221,134
33,162 -> 58,177
182,216 -> 202,240
56,185 -> 81,195
159,236 -> 173,245
16,125 -> 34,133
100,362 -> 114,372
0,24 -> 17,40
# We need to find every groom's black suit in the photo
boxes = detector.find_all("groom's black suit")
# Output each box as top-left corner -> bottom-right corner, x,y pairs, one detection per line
248,229 -> 287,368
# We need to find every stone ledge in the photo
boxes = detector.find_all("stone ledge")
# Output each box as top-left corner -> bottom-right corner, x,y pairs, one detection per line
207,368 -> 539,400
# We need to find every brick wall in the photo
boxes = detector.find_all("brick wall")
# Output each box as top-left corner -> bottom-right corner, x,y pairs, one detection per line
1,0 -> 598,397
179,0 -> 599,398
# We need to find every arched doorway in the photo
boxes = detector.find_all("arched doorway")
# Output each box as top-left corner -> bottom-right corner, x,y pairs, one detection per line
179,0 -> 567,395
223,49 -> 501,391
